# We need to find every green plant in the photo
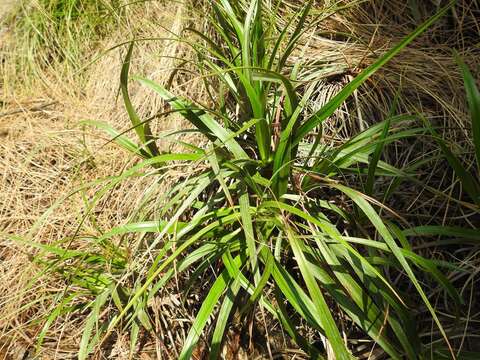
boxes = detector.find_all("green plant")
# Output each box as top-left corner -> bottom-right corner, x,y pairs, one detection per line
24,0 -> 469,359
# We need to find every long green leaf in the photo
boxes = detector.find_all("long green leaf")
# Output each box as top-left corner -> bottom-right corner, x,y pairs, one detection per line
285,226 -> 351,360
178,268 -> 231,360
79,289 -> 111,360
121,41 -> 159,157
209,276 -> 242,360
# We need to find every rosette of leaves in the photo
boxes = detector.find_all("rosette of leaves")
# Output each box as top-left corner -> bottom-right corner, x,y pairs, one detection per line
51,0 -> 465,358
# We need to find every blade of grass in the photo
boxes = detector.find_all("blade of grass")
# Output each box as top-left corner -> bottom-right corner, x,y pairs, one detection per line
79,289 -> 111,360
209,276 -> 242,360
178,262 -> 239,359
285,226 -> 351,360
121,41 -> 159,157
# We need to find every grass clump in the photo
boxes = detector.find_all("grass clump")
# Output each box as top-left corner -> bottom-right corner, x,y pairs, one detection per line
2,0 -> 123,81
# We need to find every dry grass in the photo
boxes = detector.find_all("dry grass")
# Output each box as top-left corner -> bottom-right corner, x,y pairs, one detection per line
0,0 -> 479,358
301,0 -> 480,133
0,1 -> 206,358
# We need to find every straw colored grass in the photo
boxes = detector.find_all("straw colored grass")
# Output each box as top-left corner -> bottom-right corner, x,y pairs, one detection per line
0,1 -> 203,358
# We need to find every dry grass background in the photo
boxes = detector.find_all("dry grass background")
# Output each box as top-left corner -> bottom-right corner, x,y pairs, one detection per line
0,2 -> 207,358
0,0 -> 479,358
